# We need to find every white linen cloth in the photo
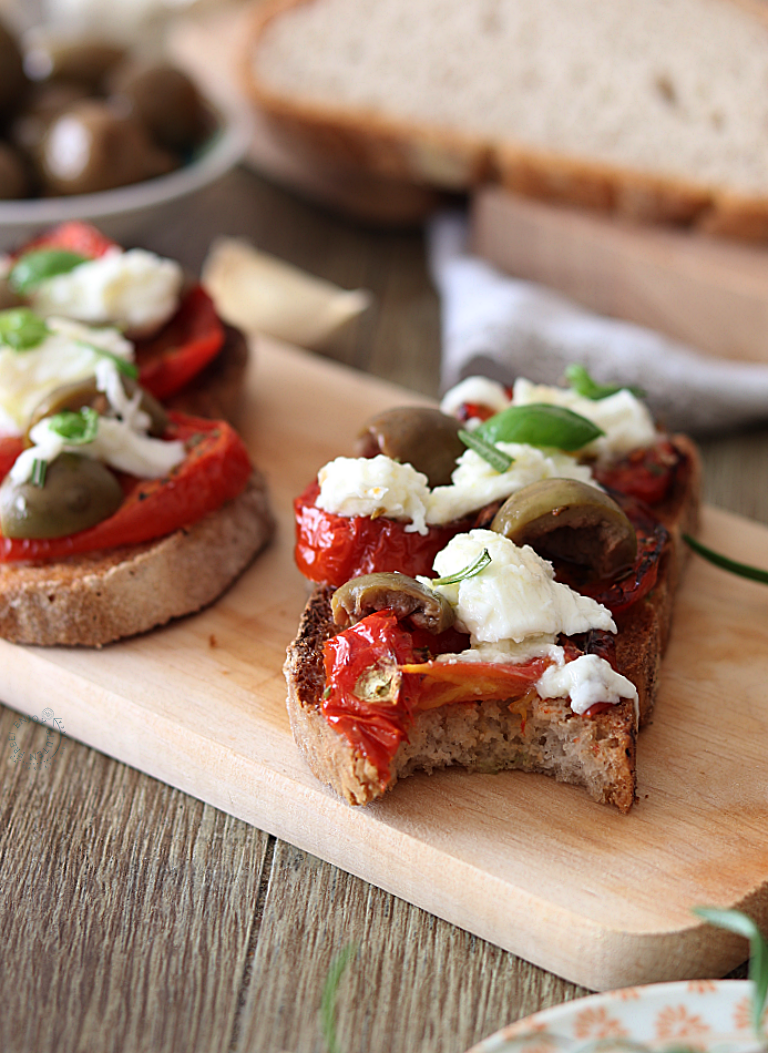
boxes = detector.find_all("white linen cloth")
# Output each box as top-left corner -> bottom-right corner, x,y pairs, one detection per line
429,212 -> 768,434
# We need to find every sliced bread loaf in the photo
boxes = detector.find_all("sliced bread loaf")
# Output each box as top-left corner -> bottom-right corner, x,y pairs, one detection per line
246,0 -> 768,236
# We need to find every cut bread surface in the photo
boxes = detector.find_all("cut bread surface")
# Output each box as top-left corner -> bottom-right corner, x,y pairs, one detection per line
0,470 -> 275,647
248,0 -> 768,234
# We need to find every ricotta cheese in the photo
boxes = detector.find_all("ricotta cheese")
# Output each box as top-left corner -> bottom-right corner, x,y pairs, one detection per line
0,317 -> 134,436
439,376 -> 510,419
426,442 -> 597,524
512,377 -> 657,458
316,454 -> 431,534
537,653 -> 639,720
429,529 -> 616,644
28,247 -> 184,336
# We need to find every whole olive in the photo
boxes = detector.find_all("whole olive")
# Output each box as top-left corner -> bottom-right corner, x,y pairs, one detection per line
37,99 -> 175,196
0,18 -> 28,118
24,39 -> 127,93
356,407 -> 465,487
108,62 -> 212,154
0,452 -> 123,539
331,572 -> 456,633
0,141 -> 29,199
10,80 -> 91,156
26,375 -> 168,441
490,478 -> 638,580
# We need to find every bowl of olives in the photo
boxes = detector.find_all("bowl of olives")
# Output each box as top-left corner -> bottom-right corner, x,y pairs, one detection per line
0,21 -> 250,248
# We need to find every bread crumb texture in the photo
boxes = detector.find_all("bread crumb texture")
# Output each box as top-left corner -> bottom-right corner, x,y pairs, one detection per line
253,0 -> 768,196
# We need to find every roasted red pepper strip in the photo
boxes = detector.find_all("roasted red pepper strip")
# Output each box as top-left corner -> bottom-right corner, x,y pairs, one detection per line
0,412 -> 251,562
593,439 -> 680,506
294,481 -> 472,586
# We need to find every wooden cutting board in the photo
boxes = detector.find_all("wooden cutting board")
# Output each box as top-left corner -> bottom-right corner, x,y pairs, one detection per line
3,338 -> 768,991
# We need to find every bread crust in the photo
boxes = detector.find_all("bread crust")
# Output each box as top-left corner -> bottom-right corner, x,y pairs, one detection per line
0,470 -> 275,647
245,0 -> 768,238
284,434 -> 700,811
164,323 -> 249,425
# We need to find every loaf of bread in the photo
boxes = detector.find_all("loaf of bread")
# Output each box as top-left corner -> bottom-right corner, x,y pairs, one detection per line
246,0 -> 768,237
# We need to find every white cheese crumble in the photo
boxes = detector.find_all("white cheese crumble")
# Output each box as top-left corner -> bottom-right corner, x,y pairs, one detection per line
29,247 -> 184,337
427,529 -> 637,720
10,358 -> 185,485
512,377 -> 657,459
536,652 -> 638,718
316,454 -> 431,535
429,529 -> 616,645
439,376 -> 510,419
426,442 -> 597,524
0,316 -> 134,436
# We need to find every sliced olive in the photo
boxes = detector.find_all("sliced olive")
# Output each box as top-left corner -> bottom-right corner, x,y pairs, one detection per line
0,452 -> 122,539
26,375 -> 167,441
490,478 -> 638,580
331,572 -> 456,633
355,407 -> 464,487
37,99 -> 176,196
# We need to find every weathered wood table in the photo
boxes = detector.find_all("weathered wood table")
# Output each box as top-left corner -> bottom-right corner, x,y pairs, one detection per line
0,166 -> 759,1053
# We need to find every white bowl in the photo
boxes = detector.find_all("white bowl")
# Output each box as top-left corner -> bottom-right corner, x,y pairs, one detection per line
0,97 -> 251,251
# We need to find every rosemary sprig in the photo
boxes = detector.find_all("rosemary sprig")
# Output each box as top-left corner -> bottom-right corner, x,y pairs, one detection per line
321,944 -> 356,1053
432,548 -> 491,586
683,534 -> 768,585
459,428 -> 513,472
694,907 -> 768,1037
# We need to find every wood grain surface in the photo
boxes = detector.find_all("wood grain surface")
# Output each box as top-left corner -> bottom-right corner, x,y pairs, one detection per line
0,164 -> 760,1053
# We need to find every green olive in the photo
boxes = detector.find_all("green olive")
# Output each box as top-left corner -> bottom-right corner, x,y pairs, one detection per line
355,407 -> 464,487
0,452 -> 123,539
490,478 -> 638,580
331,572 -> 456,633
37,99 -> 176,196
26,375 -> 167,442
108,62 -> 212,153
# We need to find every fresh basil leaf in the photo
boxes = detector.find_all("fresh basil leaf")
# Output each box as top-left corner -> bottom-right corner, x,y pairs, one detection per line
47,407 -> 99,445
693,907 -> 768,1036
475,403 -> 604,451
565,363 -> 646,401
76,340 -> 138,379
433,548 -> 491,586
9,249 -> 88,293
459,428 -> 513,473
683,534 -> 768,585
0,307 -> 51,350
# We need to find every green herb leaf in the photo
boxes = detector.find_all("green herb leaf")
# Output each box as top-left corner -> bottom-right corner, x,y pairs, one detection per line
321,943 -> 356,1053
693,907 -> 768,1036
30,458 -> 47,488
565,363 -> 646,401
683,534 -> 768,585
9,249 -> 88,293
475,403 -> 604,451
0,307 -> 51,350
76,340 -> 138,379
47,407 -> 99,445
459,428 -> 514,472
432,548 -> 492,586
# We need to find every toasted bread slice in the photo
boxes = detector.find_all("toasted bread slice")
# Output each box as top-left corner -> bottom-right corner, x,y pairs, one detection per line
163,322 -> 250,425
284,434 -> 700,812
0,470 -> 274,647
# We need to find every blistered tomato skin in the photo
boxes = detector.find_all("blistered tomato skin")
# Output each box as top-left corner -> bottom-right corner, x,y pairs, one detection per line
593,439 -> 681,506
293,481 -> 470,586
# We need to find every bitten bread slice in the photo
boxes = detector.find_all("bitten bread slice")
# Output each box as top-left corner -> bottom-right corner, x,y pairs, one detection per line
284,434 -> 700,811
246,0 -> 768,237
285,584 -> 638,811
0,470 -> 274,647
